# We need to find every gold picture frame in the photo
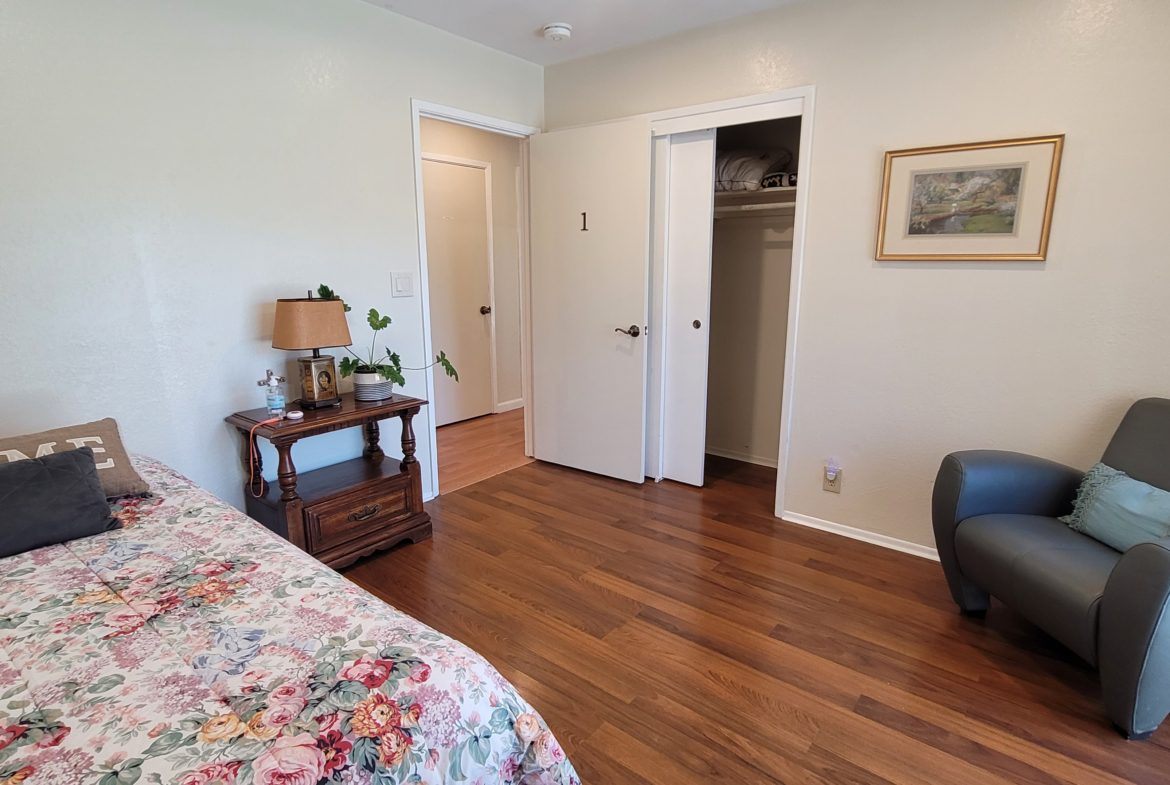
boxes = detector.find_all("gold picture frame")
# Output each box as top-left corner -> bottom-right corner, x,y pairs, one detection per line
875,134 -> 1064,261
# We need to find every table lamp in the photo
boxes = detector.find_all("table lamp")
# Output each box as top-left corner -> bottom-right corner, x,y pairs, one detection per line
271,292 -> 353,409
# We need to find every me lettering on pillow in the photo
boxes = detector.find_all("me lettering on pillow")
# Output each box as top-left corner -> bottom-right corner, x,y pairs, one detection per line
0,436 -> 114,469
0,419 -> 148,498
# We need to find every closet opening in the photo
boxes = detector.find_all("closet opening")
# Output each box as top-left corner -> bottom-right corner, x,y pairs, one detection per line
651,108 -> 805,496
705,117 -> 800,480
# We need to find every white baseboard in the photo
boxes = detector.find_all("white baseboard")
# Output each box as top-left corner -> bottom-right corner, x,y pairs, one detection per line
780,511 -> 939,561
705,447 -> 778,468
494,398 -> 524,414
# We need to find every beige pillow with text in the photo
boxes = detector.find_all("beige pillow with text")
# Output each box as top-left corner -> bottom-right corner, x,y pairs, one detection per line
0,418 -> 149,499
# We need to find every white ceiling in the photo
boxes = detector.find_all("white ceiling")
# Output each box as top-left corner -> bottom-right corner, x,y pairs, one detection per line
362,0 -> 802,66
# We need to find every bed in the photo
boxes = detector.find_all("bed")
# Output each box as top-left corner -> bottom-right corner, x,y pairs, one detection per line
0,457 -> 579,785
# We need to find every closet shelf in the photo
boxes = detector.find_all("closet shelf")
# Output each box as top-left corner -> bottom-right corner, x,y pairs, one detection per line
713,186 -> 797,218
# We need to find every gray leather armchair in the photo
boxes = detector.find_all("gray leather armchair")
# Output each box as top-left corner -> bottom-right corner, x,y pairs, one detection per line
933,398 -> 1170,739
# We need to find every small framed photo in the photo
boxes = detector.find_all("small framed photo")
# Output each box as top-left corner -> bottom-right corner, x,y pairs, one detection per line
875,135 -> 1064,261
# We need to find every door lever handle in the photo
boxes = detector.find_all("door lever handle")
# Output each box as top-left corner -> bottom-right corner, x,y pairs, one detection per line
479,305 -> 492,315
615,325 -> 641,338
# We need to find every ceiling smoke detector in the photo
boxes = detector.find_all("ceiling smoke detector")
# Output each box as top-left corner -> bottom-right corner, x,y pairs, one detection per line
542,23 -> 572,42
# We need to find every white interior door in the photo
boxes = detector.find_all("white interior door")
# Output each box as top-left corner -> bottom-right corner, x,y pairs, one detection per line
661,130 -> 717,486
423,158 -> 495,427
530,118 -> 651,482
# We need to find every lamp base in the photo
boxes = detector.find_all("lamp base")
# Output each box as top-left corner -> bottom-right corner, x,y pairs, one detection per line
296,396 -> 342,410
296,354 -> 341,409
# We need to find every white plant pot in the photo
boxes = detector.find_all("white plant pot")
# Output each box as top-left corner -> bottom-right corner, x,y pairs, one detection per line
353,370 -> 395,402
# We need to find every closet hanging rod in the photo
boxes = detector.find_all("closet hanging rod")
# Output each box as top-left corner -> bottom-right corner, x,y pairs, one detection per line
713,203 -> 796,218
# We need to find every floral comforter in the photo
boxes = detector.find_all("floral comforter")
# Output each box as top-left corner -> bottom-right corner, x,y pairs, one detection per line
0,457 -> 578,785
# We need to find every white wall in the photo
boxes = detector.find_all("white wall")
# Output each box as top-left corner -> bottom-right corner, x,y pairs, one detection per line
0,0 -> 542,506
420,118 -> 524,406
705,214 -> 792,467
546,0 -> 1170,548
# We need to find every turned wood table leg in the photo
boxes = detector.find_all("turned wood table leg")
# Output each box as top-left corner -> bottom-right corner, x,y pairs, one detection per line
363,420 -> 385,464
276,443 -> 299,502
400,410 -> 417,471
239,429 -> 267,496
274,441 -> 306,550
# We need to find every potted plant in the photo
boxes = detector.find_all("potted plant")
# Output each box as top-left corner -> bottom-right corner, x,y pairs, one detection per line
317,284 -> 458,402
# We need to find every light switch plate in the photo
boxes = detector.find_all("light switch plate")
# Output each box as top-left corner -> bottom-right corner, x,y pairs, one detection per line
391,272 -> 414,298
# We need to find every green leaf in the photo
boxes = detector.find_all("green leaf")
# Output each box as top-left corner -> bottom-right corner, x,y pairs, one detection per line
88,674 -> 125,694
223,737 -> 267,759
141,730 -> 187,758
436,351 -> 459,382
351,736 -> 380,771
100,759 -> 143,785
447,739 -> 467,781
389,367 -> 406,386
489,707 -> 510,734
119,758 -> 144,781
317,284 -> 351,312
468,731 -> 491,765
325,680 -> 369,712
367,308 -> 391,332
0,613 -> 29,629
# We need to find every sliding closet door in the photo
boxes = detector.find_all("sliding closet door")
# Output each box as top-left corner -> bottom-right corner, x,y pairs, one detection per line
529,118 -> 652,483
661,130 -> 717,487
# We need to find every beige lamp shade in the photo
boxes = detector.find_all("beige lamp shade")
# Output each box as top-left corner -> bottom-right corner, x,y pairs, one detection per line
271,298 -> 352,350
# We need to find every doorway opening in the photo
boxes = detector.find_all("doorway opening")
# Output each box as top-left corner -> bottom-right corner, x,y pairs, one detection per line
413,108 -> 537,495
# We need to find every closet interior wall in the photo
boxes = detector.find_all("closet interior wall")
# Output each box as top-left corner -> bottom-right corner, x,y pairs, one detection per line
705,118 -> 800,468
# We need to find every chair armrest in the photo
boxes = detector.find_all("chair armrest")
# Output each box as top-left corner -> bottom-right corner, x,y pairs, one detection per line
1100,539 -> 1170,737
932,450 -> 1082,531
931,450 -> 1082,612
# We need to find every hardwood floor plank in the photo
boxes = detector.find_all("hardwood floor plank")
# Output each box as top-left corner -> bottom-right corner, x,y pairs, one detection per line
852,694 -> 1140,785
343,458 -> 1166,784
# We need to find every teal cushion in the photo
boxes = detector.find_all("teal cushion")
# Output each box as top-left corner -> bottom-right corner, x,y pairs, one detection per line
1060,463 -> 1170,552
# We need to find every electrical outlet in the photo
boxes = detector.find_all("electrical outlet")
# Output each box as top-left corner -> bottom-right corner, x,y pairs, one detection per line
823,462 -> 842,493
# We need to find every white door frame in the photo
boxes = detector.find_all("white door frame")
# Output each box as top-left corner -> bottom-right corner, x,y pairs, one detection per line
644,86 -> 816,519
410,100 -> 539,499
420,152 -> 499,424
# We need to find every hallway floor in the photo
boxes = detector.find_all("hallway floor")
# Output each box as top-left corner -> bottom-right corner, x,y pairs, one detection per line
436,407 -> 531,493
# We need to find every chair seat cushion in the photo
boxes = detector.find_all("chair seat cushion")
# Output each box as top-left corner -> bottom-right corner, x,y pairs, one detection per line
955,514 -> 1121,664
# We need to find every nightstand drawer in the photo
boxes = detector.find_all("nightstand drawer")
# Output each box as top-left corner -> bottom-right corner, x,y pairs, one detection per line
304,478 -> 414,554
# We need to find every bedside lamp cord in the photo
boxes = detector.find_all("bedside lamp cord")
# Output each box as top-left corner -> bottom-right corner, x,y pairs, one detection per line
248,417 -> 283,498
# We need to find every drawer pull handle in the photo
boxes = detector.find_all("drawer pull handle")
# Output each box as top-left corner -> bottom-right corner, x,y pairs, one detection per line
348,504 -> 382,522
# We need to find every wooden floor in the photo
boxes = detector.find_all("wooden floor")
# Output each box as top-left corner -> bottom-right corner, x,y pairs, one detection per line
436,408 -> 532,493
344,456 -> 1170,784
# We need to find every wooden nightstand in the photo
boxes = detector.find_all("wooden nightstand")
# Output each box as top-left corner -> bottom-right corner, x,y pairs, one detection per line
225,393 -> 431,568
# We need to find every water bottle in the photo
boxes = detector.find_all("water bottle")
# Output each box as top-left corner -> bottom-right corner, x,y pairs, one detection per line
258,370 -> 287,418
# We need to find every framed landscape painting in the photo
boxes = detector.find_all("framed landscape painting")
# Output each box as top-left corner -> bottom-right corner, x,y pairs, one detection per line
875,135 -> 1064,261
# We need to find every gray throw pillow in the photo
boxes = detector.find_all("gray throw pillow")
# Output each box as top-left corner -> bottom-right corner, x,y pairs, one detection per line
0,447 -> 120,558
